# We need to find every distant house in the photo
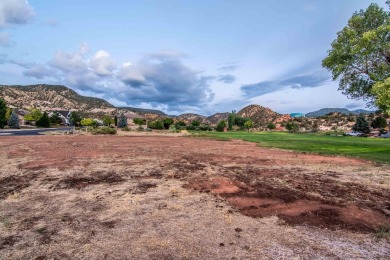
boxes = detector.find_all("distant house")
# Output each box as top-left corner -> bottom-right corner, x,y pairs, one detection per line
290,113 -> 305,118
121,113 -> 147,128
15,109 -> 29,126
48,111 -> 71,125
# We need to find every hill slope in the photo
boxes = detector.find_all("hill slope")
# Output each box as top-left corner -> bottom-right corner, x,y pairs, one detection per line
306,108 -> 374,117
237,104 -> 280,127
0,84 -> 115,114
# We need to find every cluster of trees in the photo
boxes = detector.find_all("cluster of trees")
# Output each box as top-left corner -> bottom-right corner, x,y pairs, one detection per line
227,111 -> 254,131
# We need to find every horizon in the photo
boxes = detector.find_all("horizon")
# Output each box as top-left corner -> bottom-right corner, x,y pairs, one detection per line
0,0 -> 388,115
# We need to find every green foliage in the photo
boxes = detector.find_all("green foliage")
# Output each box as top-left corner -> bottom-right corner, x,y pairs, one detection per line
69,111 -> 82,126
285,122 -> 299,133
8,109 -> 19,129
163,118 -> 174,129
148,120 -> 164,129
371,116 -> 387,129
50,112 -> 62,125
103,115 -> 114,126
322,3 -> 390,105
191,120 -> 200,127
228,111 -> 236,130
90,126 -> 117,135
117,114 -> 127,128
24,109 -> 42,121
216,120 -> 227,132
133,117 -> 144,126
175,121 -> 186,129
36,112 -> 50,128
199,131 -> 390,164
244,120 -> 254,132
114,115 -> 118,126
234,116 -> 250,127
5,107 -> 12,121
0,98 -> 6,128
81,118 -> 96,127
267,122 -> 276,130
353,114 -> 371,133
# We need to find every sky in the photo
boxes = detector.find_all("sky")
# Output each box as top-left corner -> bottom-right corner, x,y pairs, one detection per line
0,0 -> 388,115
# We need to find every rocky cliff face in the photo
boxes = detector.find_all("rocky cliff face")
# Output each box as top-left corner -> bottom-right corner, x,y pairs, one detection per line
176,113 -> 210,125
237,104 -> 280,127
207,112 -> 229,124
0,84 -> 116,115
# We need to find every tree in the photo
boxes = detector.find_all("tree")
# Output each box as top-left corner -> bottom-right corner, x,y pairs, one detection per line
244,120 -> 254,132
285,122 -> 299,133
103,115 -> 114,126
266,122 -> 276,130
216,120 -> 227,132
24,108 -> 43,122
36,112 -> 50,128
133,118 -> 144,126
175,121 -> 186,129
114,116 -> 118,126
228,111 -> 236,130
191,120 -> 200,127
81,118 -> 96,127
352,114 -> 371,133
8,109 -> 19,129
163,118 -> 174,129
50,112 -> 62,125
322,3 -> 390,109
148,120 -> 164,129
371,116 -> 387,129
69,111 -> 82,126
117,114 -> 127,128
234,116 -> 250,127
5,107 -> 12,122
0,97 -> 7,128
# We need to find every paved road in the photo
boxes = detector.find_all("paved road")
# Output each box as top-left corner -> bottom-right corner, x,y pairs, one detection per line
0,127 -> 73,136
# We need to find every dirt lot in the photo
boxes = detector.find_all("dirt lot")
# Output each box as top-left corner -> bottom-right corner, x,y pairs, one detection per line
0,135 -> 389,259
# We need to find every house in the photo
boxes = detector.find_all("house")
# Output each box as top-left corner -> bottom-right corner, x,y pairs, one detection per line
48,111 -> 71,125
120,113 -> 148,128
15,109 -> 29,126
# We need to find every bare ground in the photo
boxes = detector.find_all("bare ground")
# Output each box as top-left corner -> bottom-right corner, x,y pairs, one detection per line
0,135 -> 389,259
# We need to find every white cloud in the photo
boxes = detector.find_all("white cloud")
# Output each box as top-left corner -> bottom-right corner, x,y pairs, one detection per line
89,50 -> 116,77
0,0 -> 35,29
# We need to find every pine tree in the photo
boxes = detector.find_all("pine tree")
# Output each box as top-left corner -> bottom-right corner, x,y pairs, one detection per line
352,114 -> 370,133
117,114 -> 127,128
36,112 -> 50,128
8,109 -> 19,129
0,97 -> 7,128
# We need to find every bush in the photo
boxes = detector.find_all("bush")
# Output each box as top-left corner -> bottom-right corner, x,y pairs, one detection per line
216,120 -> 227,132
117,114 -> 127,128
186,125 -> 195,131
137,126 -> 144,131
352,114 -> 370,134
163,118 -> 174,129
36,112 -> 50,128
91,127 -> 117,135
267,122 -> 276,130
371,116 -> 387,129
148,120 -> 164,129
285,122 -> 299,133
191,120 -> 200,127
175,121 -> 186,129
121,126 -> 131,131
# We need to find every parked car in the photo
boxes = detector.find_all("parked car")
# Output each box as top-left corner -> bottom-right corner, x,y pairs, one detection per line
346,131 -> 364,136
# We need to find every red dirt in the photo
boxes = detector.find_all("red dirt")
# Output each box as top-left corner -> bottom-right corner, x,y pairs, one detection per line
1,135 -> 389,233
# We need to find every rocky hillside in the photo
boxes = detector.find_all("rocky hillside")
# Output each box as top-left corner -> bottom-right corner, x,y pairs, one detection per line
0,84 -> 116,115
207,112 -> 229,124
117,106 -> 167,116
306,108 -> 374,117
176,113 -> 210,125
237,104 -> 280,127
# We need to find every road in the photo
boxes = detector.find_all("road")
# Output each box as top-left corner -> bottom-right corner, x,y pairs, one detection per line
0,127 -> 73,136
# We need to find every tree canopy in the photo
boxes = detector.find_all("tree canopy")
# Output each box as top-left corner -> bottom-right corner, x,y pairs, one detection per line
0,98 -> 7,128
322,2 -> 390,112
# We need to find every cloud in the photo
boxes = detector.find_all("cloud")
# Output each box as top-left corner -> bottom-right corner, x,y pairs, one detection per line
44,19 -> 60,27
23,64 -> 57,79
0,54 -> 32,68
217,74 -> 236,84
345,102 -> 366,110
218,64 -> 240,72
0,0 -> 35,29
0,32 -> 14,47
89,50 -> 116,77
241,71 -> 330,98
119,54 -> 215,109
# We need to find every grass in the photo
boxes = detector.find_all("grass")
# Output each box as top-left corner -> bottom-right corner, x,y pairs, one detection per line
195,131 -> 390,164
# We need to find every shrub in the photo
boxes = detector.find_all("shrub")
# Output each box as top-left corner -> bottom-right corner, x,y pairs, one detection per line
117,114 -> 127,128
69,111 -> 82,126
191,120 -> 200,127
175,121 -> 186,129
371,116 -> 387,129
285,122 -> 299,133
148,120 -> 164,129
216,120 -> 227,132
81,118 -> 96,127
91,127 -> 117,135
36,112 -> 50,128
244,120 -> 254,132
267,122 -> 276,130
186,125 -> 196,131
163,118 -> 174,129
103,115 -> 114,126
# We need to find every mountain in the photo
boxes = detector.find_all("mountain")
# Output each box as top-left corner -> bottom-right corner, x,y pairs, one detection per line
0,84 -> 116,115
176,113 -> 210,125
117,106 -> 167,116
305,108 -> 375,117
207,112 -> 229,124
237,104 -> 280,127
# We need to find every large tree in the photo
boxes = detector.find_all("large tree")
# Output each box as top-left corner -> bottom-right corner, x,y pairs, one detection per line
322,2 -> 390,112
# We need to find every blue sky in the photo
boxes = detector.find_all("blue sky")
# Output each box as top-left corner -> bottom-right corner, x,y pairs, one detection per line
0,0 -> 388,115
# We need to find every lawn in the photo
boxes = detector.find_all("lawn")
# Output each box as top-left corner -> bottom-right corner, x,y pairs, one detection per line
196,131 -> 390,164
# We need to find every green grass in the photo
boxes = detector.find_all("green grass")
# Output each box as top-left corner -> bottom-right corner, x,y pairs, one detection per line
194,131 -> 390,164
